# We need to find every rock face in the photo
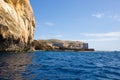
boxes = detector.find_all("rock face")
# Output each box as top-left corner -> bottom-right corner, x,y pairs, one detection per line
33,39 -> 94,51
0,0 -> 35,51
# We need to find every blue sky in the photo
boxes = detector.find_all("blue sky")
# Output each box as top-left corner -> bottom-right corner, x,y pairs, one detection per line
30,0 -> 120,51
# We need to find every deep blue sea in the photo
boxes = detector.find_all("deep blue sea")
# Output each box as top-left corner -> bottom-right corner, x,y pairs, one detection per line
0,51 -> 120,80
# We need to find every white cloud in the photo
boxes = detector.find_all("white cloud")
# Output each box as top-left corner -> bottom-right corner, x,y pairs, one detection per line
39,34 -> 63,39
92,13 -> 120,22
92,13 -> 104,18
69,37 -> 118,42
45,22 -> 55,26
85,38 -> 119,42
36,22 -> 55,27
109,15 -> 120,22
82,32 -> 120,37
80,32 -> 120,42
53,34 -> 63,38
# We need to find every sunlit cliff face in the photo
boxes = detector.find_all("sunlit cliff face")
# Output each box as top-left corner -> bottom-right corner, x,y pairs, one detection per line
0,0 -> 35,51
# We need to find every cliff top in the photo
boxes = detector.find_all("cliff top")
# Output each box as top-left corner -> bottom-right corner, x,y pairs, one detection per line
34,39 -> 87,44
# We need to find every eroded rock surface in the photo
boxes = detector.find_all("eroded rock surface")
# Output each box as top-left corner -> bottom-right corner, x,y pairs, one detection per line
0,0 -> 35,51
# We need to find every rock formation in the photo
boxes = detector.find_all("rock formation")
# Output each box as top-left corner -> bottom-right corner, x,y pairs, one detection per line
0,0 -> 35,51
33,39 -> 94,51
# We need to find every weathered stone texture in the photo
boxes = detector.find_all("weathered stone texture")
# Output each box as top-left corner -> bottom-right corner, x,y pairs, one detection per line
0,0 -> 35,51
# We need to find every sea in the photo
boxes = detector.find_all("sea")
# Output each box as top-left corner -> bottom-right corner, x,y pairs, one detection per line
0,51 -> 120,80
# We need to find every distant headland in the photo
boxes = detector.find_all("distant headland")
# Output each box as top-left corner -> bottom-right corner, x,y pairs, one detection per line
32,39 -> 95,51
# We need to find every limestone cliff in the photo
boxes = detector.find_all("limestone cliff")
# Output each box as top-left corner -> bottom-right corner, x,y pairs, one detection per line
0,0 -> 35,51
33,39 -> 94,51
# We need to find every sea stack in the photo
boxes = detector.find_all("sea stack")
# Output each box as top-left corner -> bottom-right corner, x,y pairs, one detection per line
0,0 -> 35,52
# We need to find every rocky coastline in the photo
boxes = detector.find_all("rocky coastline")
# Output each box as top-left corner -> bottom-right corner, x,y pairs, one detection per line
0,0 -> 94,52
32,39 -> 95,51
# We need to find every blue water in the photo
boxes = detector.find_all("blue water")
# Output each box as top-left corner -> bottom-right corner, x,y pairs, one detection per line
0,51 -> 120,80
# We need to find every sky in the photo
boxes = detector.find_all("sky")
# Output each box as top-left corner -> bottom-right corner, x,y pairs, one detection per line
30,0 -> 120,51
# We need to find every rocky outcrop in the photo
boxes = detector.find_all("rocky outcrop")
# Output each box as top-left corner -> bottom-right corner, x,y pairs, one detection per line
33,39 -> 95,51
33,40 -> 54,51
0,0 -> 35,51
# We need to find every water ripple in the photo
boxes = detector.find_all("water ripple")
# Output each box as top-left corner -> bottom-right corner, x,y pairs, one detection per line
0,51 -> 120,80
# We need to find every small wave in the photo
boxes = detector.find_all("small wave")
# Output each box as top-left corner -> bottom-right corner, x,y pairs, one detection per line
0,51 -> 120,80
